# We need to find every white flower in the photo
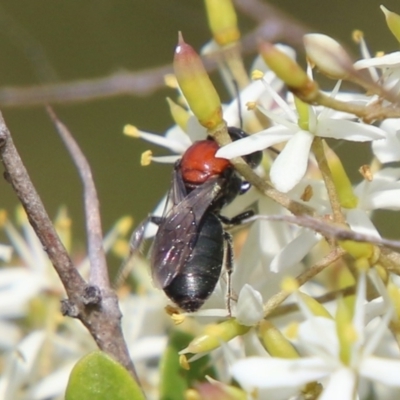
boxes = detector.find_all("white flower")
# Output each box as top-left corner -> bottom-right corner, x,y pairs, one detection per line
373,118 -> 400,163
217,79 -> 384,193
354,167 -> 400,211
0,207 -> 170,399
231,273 -> 400,399
354,52 -> 400,95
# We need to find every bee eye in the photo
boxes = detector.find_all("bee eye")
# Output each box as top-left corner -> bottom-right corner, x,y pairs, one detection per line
227,126 -> 262,169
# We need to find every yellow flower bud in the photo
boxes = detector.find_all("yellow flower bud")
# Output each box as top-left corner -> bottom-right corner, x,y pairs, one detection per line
381,6 -> 400,43
339,240 -> 374,261
336,297 -> 354,365
259,320 -> 299,358
388,281 -> 400,320
179,354 -> 190,370
294,97 -> 310,131
323,141 -> 358,209
166,97 -> 190,132
174,33 -> 223,130
259,41 -> 318,98
181,319 -> 250,354
298,292 -> 332,318
204,0 -> 240,46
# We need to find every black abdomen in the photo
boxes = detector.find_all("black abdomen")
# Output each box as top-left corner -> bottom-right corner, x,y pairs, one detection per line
164,213 -> 224,312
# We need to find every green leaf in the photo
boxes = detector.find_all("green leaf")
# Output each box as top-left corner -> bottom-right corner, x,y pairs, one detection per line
65,351 -> 145,400
159,329 -> 217,400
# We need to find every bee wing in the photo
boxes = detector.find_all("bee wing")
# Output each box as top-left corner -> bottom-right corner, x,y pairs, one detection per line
170,163 -> 187,205
151,176 -> 223,289
156,164 -> 188,223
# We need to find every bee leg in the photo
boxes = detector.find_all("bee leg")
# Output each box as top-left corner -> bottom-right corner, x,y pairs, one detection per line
114,215 -> 163,288
129,216 -> 162,251
223,231 -> 234,316
220,210 -> 255,316
219,210 -> 254,227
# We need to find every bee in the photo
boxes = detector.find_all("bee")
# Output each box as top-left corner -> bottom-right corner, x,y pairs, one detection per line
129,128 -> 262,312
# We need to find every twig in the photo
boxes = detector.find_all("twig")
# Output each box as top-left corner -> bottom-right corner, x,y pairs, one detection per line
234,0 -> 309,49
46,106 -> 108,287
0,1 -> 312,108
245,213 -> 400,251
296,87 -> 400,123
263,248 -> 345,317
0,111 -> 140,384
267,285 -> 357,318
0,112 -> 85,296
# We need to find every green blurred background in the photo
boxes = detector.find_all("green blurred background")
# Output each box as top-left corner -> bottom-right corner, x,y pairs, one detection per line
0,0 -> 399,258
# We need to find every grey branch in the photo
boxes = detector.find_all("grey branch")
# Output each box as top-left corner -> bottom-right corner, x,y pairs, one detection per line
0,111 -> 140,385
0,0 -> 310,108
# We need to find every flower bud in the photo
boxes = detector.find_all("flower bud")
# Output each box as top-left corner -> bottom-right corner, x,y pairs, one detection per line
259,320 -> 299,358
166,97 -> 190,132
388,281 -> 400,320
381,6 -> 400,43
259,41 -> 318,99
339,240 -> 374,261
304,34 -> 354,79
294,97 -> 310,131
204,0 -> 240,46
174,33 -> 223,130
298,292 -> 332,318
323,141 -> 358,209
180,319 -> 250,354
179,354 -> 190,370
335,297 -> 355,365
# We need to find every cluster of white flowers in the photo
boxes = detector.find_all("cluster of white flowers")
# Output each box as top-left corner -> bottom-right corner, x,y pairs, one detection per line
122,5 -> 400,399
0,209 -> 169,400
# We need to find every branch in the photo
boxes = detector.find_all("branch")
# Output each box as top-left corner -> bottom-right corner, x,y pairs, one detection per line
245,213 -> 400,251
234,0 -> 309,50
0,111 -> 140,384
0,1 -> 311,108
0,112 -> 85,297
263,248 -> 346,317
46,106 -> 108,287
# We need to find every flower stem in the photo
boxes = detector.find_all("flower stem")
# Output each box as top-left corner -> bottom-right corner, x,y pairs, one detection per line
263,248 -> 345,317
312,137 -> 346,224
